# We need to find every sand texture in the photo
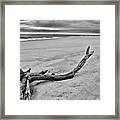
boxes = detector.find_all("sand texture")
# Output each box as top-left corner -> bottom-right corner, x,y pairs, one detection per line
20,36 -> 100,100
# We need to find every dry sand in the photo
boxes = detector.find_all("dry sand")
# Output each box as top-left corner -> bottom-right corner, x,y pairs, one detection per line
20,36 -> 100,100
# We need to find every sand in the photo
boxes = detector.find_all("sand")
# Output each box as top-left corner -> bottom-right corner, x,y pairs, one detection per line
20,36 -> 100,100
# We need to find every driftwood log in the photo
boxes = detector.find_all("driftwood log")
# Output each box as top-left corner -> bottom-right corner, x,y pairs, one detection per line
20,46 -> 94,100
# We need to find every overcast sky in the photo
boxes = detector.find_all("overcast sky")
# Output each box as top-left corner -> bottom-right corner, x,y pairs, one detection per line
20,20 -> 100,34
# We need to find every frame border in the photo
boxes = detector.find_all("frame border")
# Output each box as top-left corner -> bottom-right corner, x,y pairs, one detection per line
0,0 -> 119,119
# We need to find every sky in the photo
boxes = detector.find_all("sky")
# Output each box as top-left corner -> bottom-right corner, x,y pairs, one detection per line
20,20 -> 100,34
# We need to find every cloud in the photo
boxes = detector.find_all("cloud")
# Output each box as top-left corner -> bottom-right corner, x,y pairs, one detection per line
20,20 -> 100,33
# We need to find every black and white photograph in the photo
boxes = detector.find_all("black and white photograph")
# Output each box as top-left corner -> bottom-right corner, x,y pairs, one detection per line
20,20 -> 100,100
3,3 -> 117,117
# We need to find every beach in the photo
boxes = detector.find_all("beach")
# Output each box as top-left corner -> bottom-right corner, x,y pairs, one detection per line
20,35 -> 100,100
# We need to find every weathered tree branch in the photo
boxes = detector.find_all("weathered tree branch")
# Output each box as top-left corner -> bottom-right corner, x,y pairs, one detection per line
20,46 -> 94,100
